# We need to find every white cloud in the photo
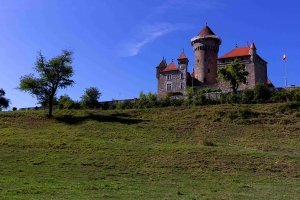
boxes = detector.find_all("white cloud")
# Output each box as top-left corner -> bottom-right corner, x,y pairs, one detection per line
122,23 -> 176,57
119,0 -> 224,57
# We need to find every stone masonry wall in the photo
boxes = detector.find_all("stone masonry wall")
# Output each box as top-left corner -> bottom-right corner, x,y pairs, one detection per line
157,70 -> 187,98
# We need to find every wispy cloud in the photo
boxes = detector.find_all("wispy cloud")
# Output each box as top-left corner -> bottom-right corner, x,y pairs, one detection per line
121,23 -> 177,57
119,0 -> 224,57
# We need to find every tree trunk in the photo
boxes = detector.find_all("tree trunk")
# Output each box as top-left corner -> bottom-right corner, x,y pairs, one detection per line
48,96 -> 53,117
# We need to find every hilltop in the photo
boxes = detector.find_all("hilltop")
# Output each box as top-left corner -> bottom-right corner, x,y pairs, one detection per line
0,103 -> 299,199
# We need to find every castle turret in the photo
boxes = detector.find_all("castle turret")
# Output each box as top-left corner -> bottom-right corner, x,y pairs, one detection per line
249,42 -> 256,62
177,51 -> 189,92
191,25 -> 221,85
156,58 -> 167,79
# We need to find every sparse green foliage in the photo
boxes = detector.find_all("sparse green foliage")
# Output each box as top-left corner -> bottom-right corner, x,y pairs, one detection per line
289,88 -> 300,101
241,89 -> 255,104
58,95 -> 78,109
218,59 -> 249,93
220,92 -> 241,104
254,83 -> 271,103
0,88 -> 9,110
81,87 -> 101,109
19,50 -> 74,117
135,92 -> 159,108
185,87 -> 218,106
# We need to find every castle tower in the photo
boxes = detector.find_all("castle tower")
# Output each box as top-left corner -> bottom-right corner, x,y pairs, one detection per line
191,25 -> 221,85
177,51 -> 189,69
156,58 -> 167,79
177,51 -> 189,92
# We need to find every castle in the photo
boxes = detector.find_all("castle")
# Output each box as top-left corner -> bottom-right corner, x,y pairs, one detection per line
156,25 -> 270,98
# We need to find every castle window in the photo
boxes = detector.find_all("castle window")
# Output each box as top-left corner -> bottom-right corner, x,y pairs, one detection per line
180,73 -> 184,79
204,78 -> 207,83
166,83 -> 172,91
167,74 -> 172,80
208,69 -> 210,73
197,59 -> 200,63
180,83 -> 184,89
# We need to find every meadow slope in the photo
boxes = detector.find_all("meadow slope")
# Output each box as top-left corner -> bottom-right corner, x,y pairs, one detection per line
0,103 -> 299,199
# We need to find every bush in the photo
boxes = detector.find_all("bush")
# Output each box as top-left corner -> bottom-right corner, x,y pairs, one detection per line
81,87 -> 101,109
270,89 -> 289,103
135,92 -> 159,109
116,100 -> 134,109
58,95 -> 76,109
253,83 -> 271,103
170,99 -> 183,107
289,88 -> 300,101
221,92 -> 241,104
159,96 -> 171,107
241,89 -> 255,104
185,87 -> 210,106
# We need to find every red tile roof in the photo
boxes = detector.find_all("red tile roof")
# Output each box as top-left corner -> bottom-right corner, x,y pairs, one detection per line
163,60 -> 178,72
158,59 -> 167,69
198,25 -> 215,37
219,46 -> 250,59
177,52 -> 188,60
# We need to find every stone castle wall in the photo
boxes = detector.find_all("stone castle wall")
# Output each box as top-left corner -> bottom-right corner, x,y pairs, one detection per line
157,70 -> 187,98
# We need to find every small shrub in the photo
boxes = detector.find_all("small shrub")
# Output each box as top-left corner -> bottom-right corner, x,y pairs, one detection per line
289,88 -> 300,101
221,93 -> 241,104
170,99 -> 183,107
270,89 -> 288,103
254,83 -> 271,103
116,101 -> 132,110
241,89 -> 255,104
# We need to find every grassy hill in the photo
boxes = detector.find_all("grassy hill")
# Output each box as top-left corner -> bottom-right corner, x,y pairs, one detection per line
0,103 -> 299,199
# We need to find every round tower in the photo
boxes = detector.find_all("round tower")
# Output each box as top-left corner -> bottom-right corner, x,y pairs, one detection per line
191,25 -> 221,85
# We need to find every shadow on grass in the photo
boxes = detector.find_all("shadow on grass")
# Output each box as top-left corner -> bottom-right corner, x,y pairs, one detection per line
55,113 -> 144,125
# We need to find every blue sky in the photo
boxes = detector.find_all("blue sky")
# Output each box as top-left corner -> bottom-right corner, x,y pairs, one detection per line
0,0 -> 299,108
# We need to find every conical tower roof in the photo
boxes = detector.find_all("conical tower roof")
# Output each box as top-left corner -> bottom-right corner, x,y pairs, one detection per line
177,52 -> 188,60
250,42 -> 256,49
191,24 -> 221,44
157,58 -> 167,68
198,25 -> 216,37
163,60 -> 178,72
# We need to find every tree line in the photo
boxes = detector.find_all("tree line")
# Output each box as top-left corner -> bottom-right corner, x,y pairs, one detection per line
112,85 -> 300,110
0,51 -> 299,115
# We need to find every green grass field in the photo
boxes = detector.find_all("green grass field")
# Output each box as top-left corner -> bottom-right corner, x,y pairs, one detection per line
0,103 -> 299,199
